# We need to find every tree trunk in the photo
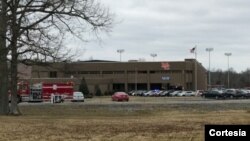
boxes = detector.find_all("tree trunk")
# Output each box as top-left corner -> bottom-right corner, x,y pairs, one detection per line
10,54 -> 21,115
9,45 -> 22,115
0,61 -> 9,115
9,1 -> 21,115
0,0 -> 9,115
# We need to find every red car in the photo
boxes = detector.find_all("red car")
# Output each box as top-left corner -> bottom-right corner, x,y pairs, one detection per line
112,92 -> 129,102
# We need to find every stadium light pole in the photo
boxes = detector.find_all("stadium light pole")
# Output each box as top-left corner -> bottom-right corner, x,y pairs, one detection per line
117,49 -> 125,62
224,53 -> 232,88
206,48 -> 213,90
150,53 -> 157,61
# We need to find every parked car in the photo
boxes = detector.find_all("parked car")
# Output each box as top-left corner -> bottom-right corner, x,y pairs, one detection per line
143,90 -> 154,96
169,91 -> 181,96
185,91 -> 196,96
177,91 -> 186,96
128,90 -> 135,96
241,89 -> 250,98
136,90 -> 147,96
132,90 -> 147,96
202,90 -> 225,99
159,90 -> 171,97
71,92 -> 84,102
177,91 -> 195,96
151,90 -> 162,97
112,92 -> 129,102
223,89 -> 245,99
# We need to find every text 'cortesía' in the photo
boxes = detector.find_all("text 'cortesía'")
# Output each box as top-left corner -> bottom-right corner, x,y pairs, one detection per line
209,129 -> 246,137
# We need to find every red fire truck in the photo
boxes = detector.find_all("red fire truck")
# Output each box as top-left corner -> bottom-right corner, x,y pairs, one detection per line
8,81 -> 30,103
17,81 -> 30,102
17,81 -> 74,102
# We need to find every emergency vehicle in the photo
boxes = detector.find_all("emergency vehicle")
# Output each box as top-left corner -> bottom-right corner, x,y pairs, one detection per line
17,81 -> 74,102
17,81 -> 30,102
8,81 -> 30,103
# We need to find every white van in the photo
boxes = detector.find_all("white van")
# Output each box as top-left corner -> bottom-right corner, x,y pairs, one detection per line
71,92 -> 84,102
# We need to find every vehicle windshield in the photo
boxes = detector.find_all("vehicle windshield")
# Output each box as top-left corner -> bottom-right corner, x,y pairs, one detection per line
74,92 -> 83,96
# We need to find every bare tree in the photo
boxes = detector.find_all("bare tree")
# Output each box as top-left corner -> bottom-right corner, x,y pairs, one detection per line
0,0 -> 113,115
0,0 -> 9,115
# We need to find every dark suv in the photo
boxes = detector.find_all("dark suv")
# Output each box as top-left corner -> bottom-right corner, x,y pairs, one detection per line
223,89 -> 245,99
202,90 -> 225,99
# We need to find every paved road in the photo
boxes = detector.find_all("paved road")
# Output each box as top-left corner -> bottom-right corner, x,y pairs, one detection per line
18,97 -> 250,112
19,96 -> 250,106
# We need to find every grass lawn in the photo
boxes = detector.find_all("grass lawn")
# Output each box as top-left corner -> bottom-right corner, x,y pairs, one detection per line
0,103 -> 250,141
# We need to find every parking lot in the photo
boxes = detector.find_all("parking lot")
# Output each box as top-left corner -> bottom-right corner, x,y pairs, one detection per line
19,96 -> 250,106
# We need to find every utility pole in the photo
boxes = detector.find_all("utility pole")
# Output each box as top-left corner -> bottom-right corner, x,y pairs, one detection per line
224,53 -> 232,88
135,67 -> 137,91
206,48 -> 213,90
117,49 -> 125,62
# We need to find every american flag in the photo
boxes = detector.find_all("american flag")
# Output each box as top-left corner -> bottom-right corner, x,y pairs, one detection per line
190,47 -> 196,53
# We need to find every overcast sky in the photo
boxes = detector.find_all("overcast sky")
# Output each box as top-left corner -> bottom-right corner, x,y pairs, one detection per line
67,0 -> 250,72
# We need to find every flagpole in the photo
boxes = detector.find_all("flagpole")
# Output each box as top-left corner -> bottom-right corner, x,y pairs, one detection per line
190,45 -> 198,91
195,47 -> 197,92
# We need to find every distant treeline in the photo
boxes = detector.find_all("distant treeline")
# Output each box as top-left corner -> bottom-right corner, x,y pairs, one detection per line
210,68 -> 250,88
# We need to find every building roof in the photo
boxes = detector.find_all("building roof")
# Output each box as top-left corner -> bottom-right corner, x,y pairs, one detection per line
78,60 -> 118,63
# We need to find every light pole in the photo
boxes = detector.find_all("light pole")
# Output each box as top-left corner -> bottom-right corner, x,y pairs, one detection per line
117,49 -> 124,62
150,53 -> 157,61
135,67 -> 137,91
224,53 -> 232,88
206,48 -> 213,89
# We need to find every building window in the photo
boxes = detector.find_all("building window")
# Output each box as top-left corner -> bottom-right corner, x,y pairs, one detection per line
171,70 -> 182,73
138,71 -> 147,74
78,71 -> 89,74
103,71 -> 113,74
89,71 -> 100,74
150,70 -> 162,74
127,71 -> 135,74
161,70 -> 170,73
185,70 -> 193,74
49,71 -> 57,78
150,71 -> 156,74
114,71 -> 125,74
65,71 -> 77,75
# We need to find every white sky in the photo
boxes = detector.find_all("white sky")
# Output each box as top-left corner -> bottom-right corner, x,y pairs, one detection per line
66,0 -> 250,73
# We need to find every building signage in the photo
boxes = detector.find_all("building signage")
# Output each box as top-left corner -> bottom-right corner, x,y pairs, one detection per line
162,76 -> 170,81
161,62 -> 170,70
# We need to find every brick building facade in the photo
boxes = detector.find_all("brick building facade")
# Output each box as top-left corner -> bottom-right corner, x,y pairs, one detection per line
25,59 -> 207,94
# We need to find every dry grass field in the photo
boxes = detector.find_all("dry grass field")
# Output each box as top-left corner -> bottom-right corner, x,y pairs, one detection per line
0,97 -> 250,141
